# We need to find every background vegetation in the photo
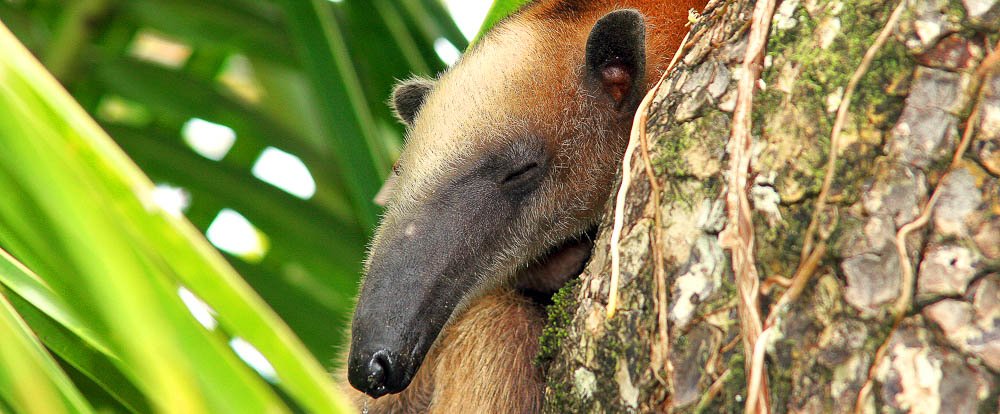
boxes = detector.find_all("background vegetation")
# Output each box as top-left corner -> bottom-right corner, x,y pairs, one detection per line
0,0 -> 520,412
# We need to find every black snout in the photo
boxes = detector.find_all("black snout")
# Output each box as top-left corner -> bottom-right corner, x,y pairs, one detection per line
349,176 -> 513,398
347,349 -> 408,398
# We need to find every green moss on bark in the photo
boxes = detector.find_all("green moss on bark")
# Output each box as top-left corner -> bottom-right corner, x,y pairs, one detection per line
752,0 -> 913,280
536,278 -> 581,369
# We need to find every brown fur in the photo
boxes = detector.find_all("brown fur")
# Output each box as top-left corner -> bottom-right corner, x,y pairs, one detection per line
524,0 -> 705,83
342,0 -> 707,411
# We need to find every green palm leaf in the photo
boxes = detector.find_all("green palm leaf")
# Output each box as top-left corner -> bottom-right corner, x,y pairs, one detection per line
0,22 -> 350,412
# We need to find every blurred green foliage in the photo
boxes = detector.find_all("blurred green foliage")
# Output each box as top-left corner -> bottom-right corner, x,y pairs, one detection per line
0,18 -> 354,412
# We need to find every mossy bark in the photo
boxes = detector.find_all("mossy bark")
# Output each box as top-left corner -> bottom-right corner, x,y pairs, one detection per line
540,0 -> 1000,412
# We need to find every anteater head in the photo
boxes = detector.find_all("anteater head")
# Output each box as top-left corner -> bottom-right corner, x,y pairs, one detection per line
348,9 -> 650,398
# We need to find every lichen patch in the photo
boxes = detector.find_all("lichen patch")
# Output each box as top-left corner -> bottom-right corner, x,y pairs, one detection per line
916,244 -> 979,299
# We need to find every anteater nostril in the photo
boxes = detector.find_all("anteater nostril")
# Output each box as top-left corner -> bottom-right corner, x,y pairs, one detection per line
347,349 -> 405,398
367,350 -> 390,390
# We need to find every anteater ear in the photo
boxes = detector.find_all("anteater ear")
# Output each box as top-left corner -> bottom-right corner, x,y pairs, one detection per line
585,9 -> 647,112
390,77 -> 435,126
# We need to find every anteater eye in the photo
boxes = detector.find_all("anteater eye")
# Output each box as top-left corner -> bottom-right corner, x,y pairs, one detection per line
501,162 -> 540,187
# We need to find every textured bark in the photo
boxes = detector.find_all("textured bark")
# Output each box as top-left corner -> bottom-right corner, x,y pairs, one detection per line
540,0 -> 1000,412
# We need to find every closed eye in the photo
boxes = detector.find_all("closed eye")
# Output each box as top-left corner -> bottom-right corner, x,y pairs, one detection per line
502,162 -> 538,184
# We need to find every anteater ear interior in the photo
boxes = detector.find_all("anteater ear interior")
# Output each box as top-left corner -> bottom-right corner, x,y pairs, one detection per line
585,9 -> 647,112
391,77 -> 436,126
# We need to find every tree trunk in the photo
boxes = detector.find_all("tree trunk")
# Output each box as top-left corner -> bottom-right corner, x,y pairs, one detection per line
539,0 -> 1000,412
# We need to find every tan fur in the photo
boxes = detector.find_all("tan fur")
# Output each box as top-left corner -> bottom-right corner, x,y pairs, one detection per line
341,290 -> 545,413
344,0 -> 707,412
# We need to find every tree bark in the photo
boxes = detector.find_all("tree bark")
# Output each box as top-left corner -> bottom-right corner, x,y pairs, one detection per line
540,0 -> 1000,412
